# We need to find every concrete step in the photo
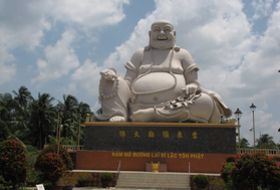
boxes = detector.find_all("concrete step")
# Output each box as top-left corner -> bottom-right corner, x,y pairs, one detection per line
116,172 -> 190,189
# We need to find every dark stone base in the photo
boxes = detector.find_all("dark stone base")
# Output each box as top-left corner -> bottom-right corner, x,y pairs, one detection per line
83,122 -> 237,154
75,150 -> 236,173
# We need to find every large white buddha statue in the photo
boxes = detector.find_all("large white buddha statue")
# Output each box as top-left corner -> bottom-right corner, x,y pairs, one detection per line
98,20 -> 231,123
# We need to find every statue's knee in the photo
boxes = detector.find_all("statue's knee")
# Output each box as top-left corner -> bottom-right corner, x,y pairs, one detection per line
189,93 -> 214,120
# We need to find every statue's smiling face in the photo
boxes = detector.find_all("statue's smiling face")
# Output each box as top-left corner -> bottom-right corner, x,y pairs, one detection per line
149,21 -> 176,49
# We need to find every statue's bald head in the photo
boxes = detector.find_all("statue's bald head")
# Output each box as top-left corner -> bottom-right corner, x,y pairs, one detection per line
149,20 -> 176,49
151,20 -> 174,30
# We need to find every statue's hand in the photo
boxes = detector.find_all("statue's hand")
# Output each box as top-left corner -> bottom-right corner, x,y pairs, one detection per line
100,68 -> 117,81
185,83 -> 200,97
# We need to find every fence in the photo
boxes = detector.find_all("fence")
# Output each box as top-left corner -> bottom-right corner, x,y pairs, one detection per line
238,148 -> 280,156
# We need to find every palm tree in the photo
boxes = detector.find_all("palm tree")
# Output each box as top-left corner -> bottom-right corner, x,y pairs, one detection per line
238,138 -> 250,148
78,102 -> 92,123
13,86 -> 33,110
0,93 -> 13,141
12,86 -> 33,140
256,134 -> 277,149
0,93 -> 15,139
56,95 -> 93,145
28,93 -> 56,149
77,102 -> 92,145
59,95 -> 79,143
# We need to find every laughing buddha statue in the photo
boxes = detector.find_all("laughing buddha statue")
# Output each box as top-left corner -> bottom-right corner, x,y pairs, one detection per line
98,20 -> 232,123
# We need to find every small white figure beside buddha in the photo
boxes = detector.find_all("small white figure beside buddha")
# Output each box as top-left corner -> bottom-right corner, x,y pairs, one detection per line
98,20 -> 231,123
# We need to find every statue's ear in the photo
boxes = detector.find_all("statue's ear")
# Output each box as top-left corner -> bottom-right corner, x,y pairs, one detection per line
174,31 -> 176,36
149,31 -> 151,37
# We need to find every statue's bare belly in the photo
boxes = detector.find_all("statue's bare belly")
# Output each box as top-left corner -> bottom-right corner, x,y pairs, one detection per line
131,72 -> 185,105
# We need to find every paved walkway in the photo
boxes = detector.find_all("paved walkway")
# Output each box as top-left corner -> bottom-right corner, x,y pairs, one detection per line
24,186 -> 185,190
73,188 -> 157,190
30,171 -> 220,190
71,169 -> 220,176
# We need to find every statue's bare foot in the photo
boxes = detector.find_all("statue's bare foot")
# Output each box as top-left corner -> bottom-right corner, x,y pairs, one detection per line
109,115 -> 126,122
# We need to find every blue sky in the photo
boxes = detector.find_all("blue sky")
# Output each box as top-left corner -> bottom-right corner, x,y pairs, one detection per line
0,0 -> 280,144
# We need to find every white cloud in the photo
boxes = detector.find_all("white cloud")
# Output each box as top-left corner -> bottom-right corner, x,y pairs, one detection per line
223,1 -> 280,142
0,0 -> 50,50
0,0 -> 50,85
32,30 -> 80,83
0,47 -> 16,84
47,0 -> 129,30
0,63 -> 16,85
0,0 -> 129,50
239,2 -> 280,101
71,59 -> 102,97
251,0 -> 275,20
30,0 -> 130,83
0,0 -> 129,85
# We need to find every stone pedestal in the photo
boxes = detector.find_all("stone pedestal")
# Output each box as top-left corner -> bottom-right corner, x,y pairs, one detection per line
76,122 -> 236,173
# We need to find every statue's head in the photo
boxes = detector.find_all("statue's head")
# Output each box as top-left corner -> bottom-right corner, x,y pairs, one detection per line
149,20 -> 176,49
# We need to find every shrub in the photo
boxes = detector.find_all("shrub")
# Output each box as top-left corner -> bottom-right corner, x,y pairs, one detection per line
100,173 -> 113,188
221,161 -> 235,189
0,138 -> 27,190
226,157 -> 235,163
221,153 -> 280,190
208,177 -> 226,190
0,121 -> 10,142
231,154 -> 280,190
25,145 -> 40,186
35,152 -> 65,185
40,144 -> 73,170
0,175 -> 10,190
192,175 -> 209,189
76,173 -> 94,187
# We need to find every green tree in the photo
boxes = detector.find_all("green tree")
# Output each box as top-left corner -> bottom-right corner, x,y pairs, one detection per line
0,93 -> 15,140
228,154 -> 280,190
238,138 -> 250,148
0,120 -> 10,141
12,86 -> 33,110
12,86 -> 33,142
256,134 -> 277,149
77,102 -> 92,145
60,95 -> 79,143
56,95 -> 92,145
28,93 -> 56,149
78,102 -> 92,123
0,138 -> 27,190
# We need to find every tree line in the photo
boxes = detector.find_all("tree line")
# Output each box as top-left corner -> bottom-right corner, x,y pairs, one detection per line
1,86 -> 279,150
238,134 -> 279,149
0,86 -> 93,149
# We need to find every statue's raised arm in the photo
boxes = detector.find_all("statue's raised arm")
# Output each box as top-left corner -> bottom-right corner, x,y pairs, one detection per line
98,20 -> 231,123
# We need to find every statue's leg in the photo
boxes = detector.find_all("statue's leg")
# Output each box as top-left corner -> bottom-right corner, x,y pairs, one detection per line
153,93 -> 221,123
208,102 -> 221,123
129,93 -> 222,123
130,107 -> 156,122
187,93 -> 221,123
